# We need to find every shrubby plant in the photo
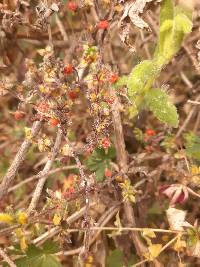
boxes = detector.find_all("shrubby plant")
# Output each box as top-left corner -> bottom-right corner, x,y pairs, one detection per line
0,0 -> 200,266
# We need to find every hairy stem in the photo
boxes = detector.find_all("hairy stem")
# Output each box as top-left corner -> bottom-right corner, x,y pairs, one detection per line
0,121 -> 42,200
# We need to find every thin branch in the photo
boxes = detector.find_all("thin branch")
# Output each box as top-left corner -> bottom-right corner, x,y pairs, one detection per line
55,14 -> 68,41
188,100 -> 200,105
33,202 -> 96,245
0,121 -> 42,200
110,89 -> 148,258
27,128 -> 62,214
57,205 -> 120,256
187,187 -> 200,199
8,165 -> 77,193
176,95 -> 200,138
0,247 -> 17,267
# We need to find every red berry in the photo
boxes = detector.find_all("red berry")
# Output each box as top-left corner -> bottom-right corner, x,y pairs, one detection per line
68,187 -> 75,194
14,111 -> 25,120
64,64 -> 74,74
68,90 -> 78,100
146,129 -> 155,136
67,1 -> 77,12
102,138 -> 110,149
108,73 -> 118,84
105,169 -> 112,177
107,97 -> 114,105
37,102 -> 49,113
98,20 -> 109,30
50,118 -> 59,126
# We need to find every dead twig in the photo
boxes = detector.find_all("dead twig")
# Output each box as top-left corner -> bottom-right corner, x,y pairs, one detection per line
8,165 -> 77,193
0,121 -> 42,200
0,247 -> 17,267
27,128 -> 62,214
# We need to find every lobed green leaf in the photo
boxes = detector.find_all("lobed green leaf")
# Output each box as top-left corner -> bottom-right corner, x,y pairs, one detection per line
144,88 -> 179,128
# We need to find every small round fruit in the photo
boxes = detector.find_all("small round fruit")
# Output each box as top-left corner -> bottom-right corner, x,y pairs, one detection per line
14,111 -> 25,120
50,118 -> 59,126
37,102 -> 49,113
107,97 -> 114,105
146,129 -> 155,136
102,138 -> 110,149
68,91 -> 78,100
105,169 -> 112,177
67,1 -> 78,12
98,20 -> 109,30
108,73 -> 118,84
64,64 -> 74,74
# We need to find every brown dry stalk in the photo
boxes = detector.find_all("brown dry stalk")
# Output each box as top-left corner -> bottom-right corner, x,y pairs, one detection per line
57,204 -> 120,257
111,91 -> 163,267
110,90 -> 148,256
27,128 -> 63,214
8,165 -> 77,193
0,121 -> 42,200
0,247 -> 17,267
33,202 -> 96,246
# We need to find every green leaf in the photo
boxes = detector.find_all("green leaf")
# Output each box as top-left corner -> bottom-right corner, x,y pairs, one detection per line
106,249 -> 123,267
157,0 -> 192,62
144,88 -> 179,127
174,13 -> 192,34
26,244 -> 42,258
113,75 -> 128,89
160,19 -> 173,32
86,147 -> 115,182
160,0 -> 174,26
3,243 -> 63,267
127,60 -> 159,98
184,133 -> 200,161
42,241 -> 59,254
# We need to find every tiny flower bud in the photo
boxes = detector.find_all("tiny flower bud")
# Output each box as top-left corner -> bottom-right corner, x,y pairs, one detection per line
64,64 -> 74,74
98,20 -> 109,30
102,138 -> 111,149
14,111 -> 25,120
50,118 -> 59,126
146,129 -> 156,136
108,73 -> 118,84
67,1 -> 77,12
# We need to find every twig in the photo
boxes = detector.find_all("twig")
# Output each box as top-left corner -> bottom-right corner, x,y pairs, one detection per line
180,71 -> 193,89
55,14 -> 68,41
187,187 -> 200,199
188,100 -> 200,105
110,90 -> 148,258
57,205 -> 120,256
27,128 -> 62,214
183,44 -> 200,75
176,95 -> 200,138
0,247 -> 17,267
0,121 -> 42,200
132,235 -> 179,267
54,226 -> 183,235
194,111 -> 200,133
8,165 -> 77,193
63,135 -> 90,253
160,235 -> 179,253
33,203 -> 95,245
132,259 -> 148,267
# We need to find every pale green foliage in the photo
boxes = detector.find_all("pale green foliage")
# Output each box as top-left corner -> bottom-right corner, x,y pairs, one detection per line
144,88 -> 179,128
184,132 -> 200,161
3,241 -> 62,267
127,60 -> 159,98
157,1 -> 192,62
124,0 -> 192,127
113,75 -> 128,89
